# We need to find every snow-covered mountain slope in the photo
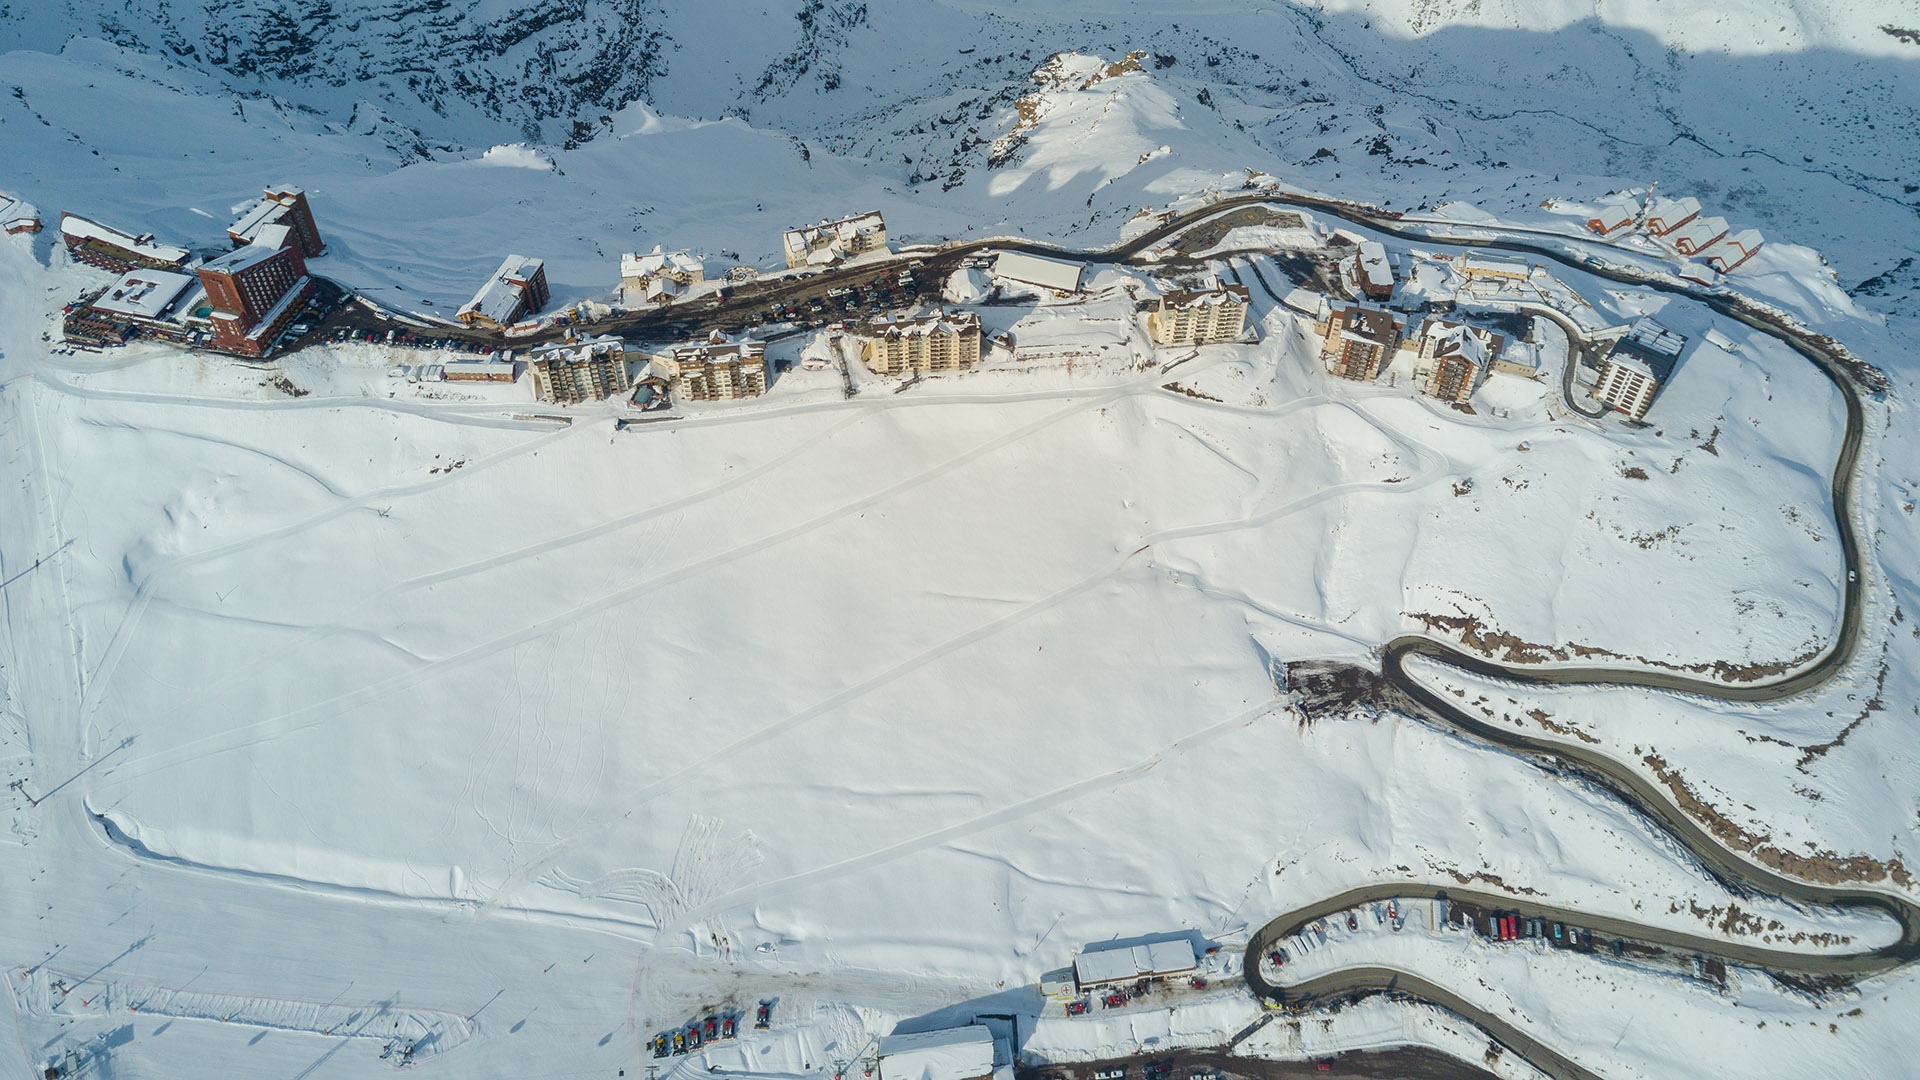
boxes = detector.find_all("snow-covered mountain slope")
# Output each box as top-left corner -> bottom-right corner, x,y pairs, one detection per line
3,0 -> 1918,312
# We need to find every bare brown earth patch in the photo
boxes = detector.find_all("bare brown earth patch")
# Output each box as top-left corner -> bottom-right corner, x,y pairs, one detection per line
1411,609 -> 1822,683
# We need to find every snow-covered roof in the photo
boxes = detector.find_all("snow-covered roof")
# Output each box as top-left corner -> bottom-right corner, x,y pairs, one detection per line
227,197 -> 285,242
878,1027 -> 998,1080
1,189 -> 43,229
1668,216 -> 1728,249
1703,328 -> 1740,352
254,222 -> 292,252
1621,317 -> 1686,358
59,212 -> 188,264
1647,195 -> 1700,224
1714,228 -> 1763,254
621,246 -> 702,279
869,309 -> 981,337
991,252 -> 1083,293
1608,316 -> 1685,383
1162,284 -> 1250,309
1419,318 -> 1501,367
530,335 -> 625,360
1589,201 -> 1638,228
443,361 -> 516,376
1356,241 -> 1393,287
668,332 -> 767,368
1075,939 -> 1197,986
784,211 -> 885,253
1604,351 -> 1656,380
201,240 -> 290,276
1459,252 -> 1530,278
460,255 -> 545,324
1335,305 -> 1400,345
92,270 -> 195,320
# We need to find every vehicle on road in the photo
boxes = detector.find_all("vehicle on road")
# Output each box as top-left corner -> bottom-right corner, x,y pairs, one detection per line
1094,1068 -> 1124,1080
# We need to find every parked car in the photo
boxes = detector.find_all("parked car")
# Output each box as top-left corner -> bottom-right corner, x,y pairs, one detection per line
1346,912 -> 1359,931
1268,949 -> 1286,968
673,1032 -> 687,1054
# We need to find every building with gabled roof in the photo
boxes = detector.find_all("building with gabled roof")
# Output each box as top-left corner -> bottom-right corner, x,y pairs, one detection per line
0,189 -> 42,235
1411,318 -> 1505,404
1668,215 -> 1729,256
458,255 -> 549,331
783,211 -> 886,268
859,308 -> 983,376
226,186 -> 325,258
1148,284 -> 1250,345
60,212 -> 190,273
621,246 -> 704,305
1320,305 -> 1403,382
1702,229 -> 1763,273
1645,196 -> 1701,236
1073,938 -> 1198,990
1586,198 -> 1640,236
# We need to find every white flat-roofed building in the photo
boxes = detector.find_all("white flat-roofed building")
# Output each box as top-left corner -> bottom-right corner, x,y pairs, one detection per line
1458,253 -> 1531,283
442,360 -> 517,382
783,211 -> 886,268
990,252 -> 1083,295
91,270 -> 195,321
877,1027 -> 1009,1080
1072,938 -> 1197,990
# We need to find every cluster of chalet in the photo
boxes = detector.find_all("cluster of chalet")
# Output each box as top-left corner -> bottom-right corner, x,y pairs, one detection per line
1147,284 -> 1250,346
783,211 -> 886,268
620,246 -> 704,305
457,255 -> 550,332
860,309 -> 983,376
1586,193 -> 1764,278
60,186 -> 326,357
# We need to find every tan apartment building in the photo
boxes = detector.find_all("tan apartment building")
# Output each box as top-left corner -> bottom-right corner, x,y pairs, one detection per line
860,309 -> 983,376
1411,318 -> 1505,404
653,331 -> 768,401
1148,284 -> 1250,346
783,211 -> 886,268
621,246 -> 704,305
529,336 -> 631,405
1459,252 -> 1531,284
1320,305 -> 1403,382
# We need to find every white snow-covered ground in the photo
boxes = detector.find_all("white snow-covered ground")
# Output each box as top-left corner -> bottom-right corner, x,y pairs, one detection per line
4,2 -> 1920,1077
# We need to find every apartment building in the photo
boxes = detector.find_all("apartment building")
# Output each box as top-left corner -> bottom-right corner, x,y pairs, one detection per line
1411,318 -> 1505,404
528,337 -> 631,405
782,211 -> 886,268
1459,252 -> 1531,284
196,232 -> 313,357
1594,317 -> 1686,420
226,186 -> 326,258
1320,305 -> 1403,382
860,309 -> 983,376
458,255 -> 549,330
621,246 -> 704,305
1349,241 -> 1394,300
654,331 -> 768,401
1147,284 -> 1250,346
60,212 -> 190,273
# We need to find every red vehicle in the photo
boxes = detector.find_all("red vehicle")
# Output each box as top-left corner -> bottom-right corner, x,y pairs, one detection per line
756,1001 -> 773,1029
1505,916 -> 1518,941
1103,990 -> 1126,1009
1189,977 -> 1207,990
1346,912 -> 1359,931
705,1017 -> 719,1041
687,1024 -> 703,1050
723,1015 -> 737,1039
1268,950 -> 1286,968
1065,1000 -> 1088,1016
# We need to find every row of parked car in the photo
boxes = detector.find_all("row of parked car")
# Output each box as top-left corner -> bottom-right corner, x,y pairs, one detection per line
326,325 -> 502,355
1483,912 -> 1593,949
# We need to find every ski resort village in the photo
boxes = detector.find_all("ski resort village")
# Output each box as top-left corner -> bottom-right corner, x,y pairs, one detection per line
3,6 -> 1919,1080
